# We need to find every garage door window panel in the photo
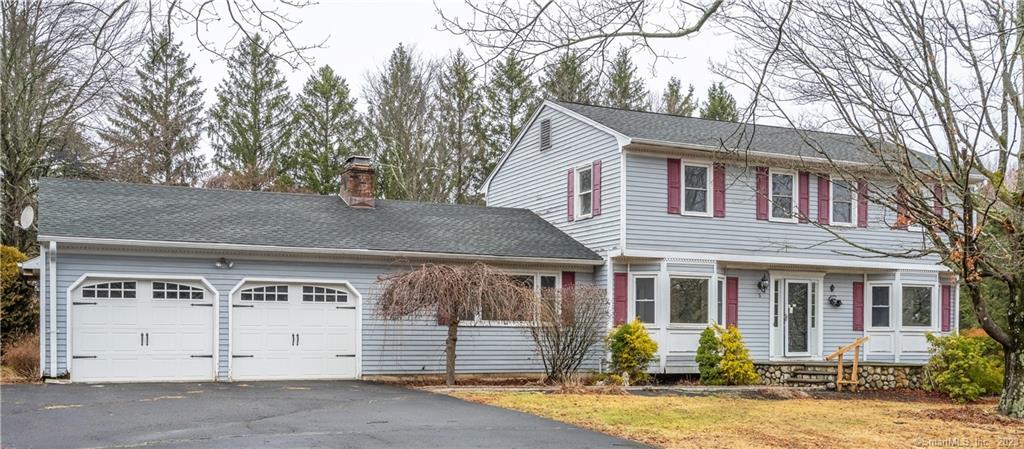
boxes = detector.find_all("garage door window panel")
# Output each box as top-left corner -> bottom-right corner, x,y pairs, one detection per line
302,285 -> 348,303
82,281 -> 137,299
240,285 -> 289,301
153,282 -> 205,300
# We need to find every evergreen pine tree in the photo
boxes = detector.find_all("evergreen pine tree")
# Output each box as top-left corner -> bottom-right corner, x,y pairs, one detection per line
661,77 -> 698,117
434,51 -> 488,204
483,54 -> 537,169
700,82 -> 739,121
539,51 -> 598,104
207,34 -> 293,191
101,28 -> 205,186
363,44 -> 438,201
290,65 -> 364,195
604,48 -> 648,110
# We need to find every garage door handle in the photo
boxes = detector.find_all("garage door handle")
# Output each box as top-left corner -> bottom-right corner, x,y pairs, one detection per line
190,303 -> 213,307
190,354 -> 213,358
335,354 -> 356,358
336,306 -> 356,309
73,301 -> 98,305
72,355 -> 98,359
296,334 -> 299,346
232,355 -> 254,358
291,334 -> 295,346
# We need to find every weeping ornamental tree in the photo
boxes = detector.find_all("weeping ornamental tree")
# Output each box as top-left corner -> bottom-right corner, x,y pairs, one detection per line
374,263 -> 535,385
723,0 -> 1023,417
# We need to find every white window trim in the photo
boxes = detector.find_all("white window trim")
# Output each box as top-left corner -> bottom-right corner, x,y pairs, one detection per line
466,271 -> 560,327
630,273 -> 658,326
680,162 -> 713,217
830,179 -> 858,227
865,282 -> 893,331
715,276 -> 726,326
768,168 -> 799,223
574,165 -> 593,220
900,284 -> 937,330
666,274 -> 715,329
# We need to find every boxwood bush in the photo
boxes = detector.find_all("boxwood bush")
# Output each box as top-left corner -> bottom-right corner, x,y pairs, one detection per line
925,333 -> 1003,402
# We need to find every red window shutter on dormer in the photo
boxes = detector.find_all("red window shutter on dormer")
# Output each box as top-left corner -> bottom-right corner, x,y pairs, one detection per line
613,273 -> 628,325
941,285 -> 952,332
798,171 -> 810,223
857,180 -> 869,227
726,277 -> 739,327
817,174 -> 830,225
667,158 -> 681,214
852,282 -> 864,331
592,160 -> 602,216
713,163 -> 726,217
566,169 -> 575,222
932,183 -> 943,218
755,167 -> 769,220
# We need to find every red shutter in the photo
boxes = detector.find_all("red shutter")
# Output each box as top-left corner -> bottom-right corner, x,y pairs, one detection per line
755,167 -> 769,220
941,285 -> 952,332
613,273 -> 628,325
437,305 -> 450,326
561,271 -> 576,323
667,159 -> 681,214
817,174 -> 830,225
592,160 -> 602,216
857,180 -> 869,228
798,171 -> 810,223
895,186 -> 909,229
566,169 -> 575,222
932,183 -> 943,218
852,282 -> 864,331
726,276 -> 739,327
713,163 -> 726,217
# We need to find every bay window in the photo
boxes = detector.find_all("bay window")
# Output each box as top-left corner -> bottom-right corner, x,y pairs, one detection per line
670,277 -> 709,324
902,286 -> 933,327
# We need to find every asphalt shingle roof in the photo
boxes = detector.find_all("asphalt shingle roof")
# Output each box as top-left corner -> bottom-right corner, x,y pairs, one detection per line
555,101 -> 935,166
38,178 -> 602,261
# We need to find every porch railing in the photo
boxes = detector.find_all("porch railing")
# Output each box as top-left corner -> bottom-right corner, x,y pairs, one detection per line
825,336 -> 869,392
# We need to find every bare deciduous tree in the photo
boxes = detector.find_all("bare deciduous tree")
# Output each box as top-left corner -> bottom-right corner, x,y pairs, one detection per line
719,0 -> 1023,417
374,263 -> 536,386
528,284 -> 608,384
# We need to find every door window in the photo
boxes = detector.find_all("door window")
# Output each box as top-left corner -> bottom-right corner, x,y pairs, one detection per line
786,282 -> 810,353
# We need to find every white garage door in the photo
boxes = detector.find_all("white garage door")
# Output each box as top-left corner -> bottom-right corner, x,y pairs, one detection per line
71,279 -> 215,382
231,282 -> 358,380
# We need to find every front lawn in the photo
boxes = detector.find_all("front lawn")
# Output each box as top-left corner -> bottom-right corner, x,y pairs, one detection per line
452,391 -> 1022,449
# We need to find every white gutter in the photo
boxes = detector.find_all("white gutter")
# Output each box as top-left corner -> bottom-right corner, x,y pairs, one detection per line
621,248 -> 950,272
48,241 -> 57,376
38,246 -> 46,376
39,235 -> 605,267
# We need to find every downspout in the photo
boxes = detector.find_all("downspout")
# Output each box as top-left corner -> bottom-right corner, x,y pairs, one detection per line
49,241 -> 57,376
39,245 -> 47,376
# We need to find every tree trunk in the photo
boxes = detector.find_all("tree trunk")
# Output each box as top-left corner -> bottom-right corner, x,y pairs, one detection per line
445,321 -> 458,386
1000,345 -> 1024,418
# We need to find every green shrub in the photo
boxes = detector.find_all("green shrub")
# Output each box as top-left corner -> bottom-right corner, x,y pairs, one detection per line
605,318 -> 658,385
696,326 -> 724,385
925,333 -> 1003,402
1,246 -> 38,352
719,326 -> 759,385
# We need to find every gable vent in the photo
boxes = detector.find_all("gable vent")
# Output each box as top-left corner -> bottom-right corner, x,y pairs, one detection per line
540,119 -> 552,150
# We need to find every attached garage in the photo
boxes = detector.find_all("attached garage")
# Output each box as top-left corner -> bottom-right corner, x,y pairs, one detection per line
230,279 -> 360,380
70,278 -> 216,382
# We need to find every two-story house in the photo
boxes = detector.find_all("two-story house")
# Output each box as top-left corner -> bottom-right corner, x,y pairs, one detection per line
486,101 -> 958,373
29,101 -> 956,384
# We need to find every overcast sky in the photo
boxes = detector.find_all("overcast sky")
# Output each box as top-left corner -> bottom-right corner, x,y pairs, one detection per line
178,0 -> 740,156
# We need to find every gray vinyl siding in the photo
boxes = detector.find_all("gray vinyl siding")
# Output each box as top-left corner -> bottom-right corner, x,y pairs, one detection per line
822,273 -> 863,353
624,153 -> 941,265
727,269 -> 772,360
44,250 -> 598,379
487,105 -> 622,252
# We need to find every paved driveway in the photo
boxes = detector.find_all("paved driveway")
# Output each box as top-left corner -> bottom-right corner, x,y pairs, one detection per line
1,381 -> 642,449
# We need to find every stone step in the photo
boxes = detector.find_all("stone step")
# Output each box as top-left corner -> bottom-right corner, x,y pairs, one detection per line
790,369 -> 837,377
785,377 -> 831,385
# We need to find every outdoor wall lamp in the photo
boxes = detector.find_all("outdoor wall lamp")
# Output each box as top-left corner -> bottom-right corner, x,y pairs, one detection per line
828,283 -> 843,307
757,274 -> 770,293
215,257 -> 234,269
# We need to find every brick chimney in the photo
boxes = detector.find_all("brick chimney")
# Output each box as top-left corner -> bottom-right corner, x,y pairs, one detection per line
339,155 -> 375,208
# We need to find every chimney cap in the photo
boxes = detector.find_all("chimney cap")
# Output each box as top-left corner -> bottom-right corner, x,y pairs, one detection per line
344,155 -> 373,166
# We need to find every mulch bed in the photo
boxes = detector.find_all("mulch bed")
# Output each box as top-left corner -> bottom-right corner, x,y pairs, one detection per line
809,388 -> 954,403
902,403 -> 1022,427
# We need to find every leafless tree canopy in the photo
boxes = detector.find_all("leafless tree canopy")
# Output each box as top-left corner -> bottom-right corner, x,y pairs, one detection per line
528,284 -> 608,384
437,0 -> 725,66
719,0 -> 1022,416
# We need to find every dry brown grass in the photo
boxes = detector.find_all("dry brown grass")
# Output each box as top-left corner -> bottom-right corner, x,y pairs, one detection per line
452,391 -> 1024,449
1,334 -> 40,383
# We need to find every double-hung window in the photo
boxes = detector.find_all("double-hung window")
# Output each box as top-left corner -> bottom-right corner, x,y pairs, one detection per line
633,277 -> 656,324
769,170 -> 797,221
870,285 -> 891,328
716,277 -> 725,325
575,166 -> 593,219
902,286 -> 933,327
669,277 -> 709,324
475,273 -> 558,324
831,180 -> 856,225
682,163 -> 711,215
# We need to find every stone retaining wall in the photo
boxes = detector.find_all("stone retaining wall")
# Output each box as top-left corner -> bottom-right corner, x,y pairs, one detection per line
756,363 -> 926,390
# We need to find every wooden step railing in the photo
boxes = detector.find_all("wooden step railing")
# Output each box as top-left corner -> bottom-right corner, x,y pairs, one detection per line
824,336 -> 869,392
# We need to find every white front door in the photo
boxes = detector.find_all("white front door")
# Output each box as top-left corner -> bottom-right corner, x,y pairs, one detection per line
71,280 -> 215,382
231,282 -> 358,380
